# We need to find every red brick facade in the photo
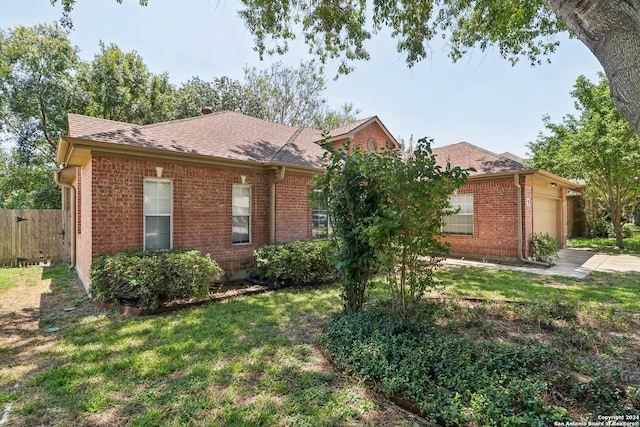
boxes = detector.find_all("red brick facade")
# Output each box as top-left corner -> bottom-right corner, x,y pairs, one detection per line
60,114 -> 399,289
443,174 -> 568,261
72,155 -> 319,286
60,112 -> 573,289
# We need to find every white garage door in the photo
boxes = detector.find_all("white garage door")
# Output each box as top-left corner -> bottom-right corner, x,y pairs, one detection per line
533,196 -> 559,240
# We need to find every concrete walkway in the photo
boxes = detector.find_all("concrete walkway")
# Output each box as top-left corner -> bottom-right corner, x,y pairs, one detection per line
443,249 -> 640,279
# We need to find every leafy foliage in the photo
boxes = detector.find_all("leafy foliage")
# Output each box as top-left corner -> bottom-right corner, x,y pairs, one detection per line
311,138 -> 471,314
253,240 -> 336,285
321,308 -> 638,425
528,73 -> 640,248
0,23 -> 80,163
238,0 -> 563,75
244,60 -> 359,129
0,148 -> 60,208
90,249 -> 223,309
0,23 -> 358,209
529,232 -> 559,264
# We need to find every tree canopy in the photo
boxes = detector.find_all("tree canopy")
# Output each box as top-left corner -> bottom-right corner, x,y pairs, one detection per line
51,0 -> 640,137
527,73 -> 640,248
0,22 -> 359,209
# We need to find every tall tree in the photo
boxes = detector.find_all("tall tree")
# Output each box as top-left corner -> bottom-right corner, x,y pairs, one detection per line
176,76 -> 252,118
0,23 -> 80,163
53,0 -> 640,136
239,0 -> 640,137
244,60 -> 359,128
77,42 -> 177,125
528,73 -> 640,248
0,148 -> 60,209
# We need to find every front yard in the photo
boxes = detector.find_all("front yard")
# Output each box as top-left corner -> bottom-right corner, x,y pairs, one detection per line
1,263 -> 639,425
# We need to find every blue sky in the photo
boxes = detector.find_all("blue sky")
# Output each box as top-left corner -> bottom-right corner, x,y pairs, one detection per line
1,0 -> 604,157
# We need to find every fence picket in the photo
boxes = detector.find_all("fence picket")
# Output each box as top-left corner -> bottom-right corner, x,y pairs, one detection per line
0,209 -> 70,267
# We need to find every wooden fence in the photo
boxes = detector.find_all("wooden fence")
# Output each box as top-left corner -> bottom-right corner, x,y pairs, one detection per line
0,209 -> 70,267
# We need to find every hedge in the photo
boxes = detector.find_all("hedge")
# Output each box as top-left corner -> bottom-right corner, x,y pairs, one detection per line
90,248 -> 223,309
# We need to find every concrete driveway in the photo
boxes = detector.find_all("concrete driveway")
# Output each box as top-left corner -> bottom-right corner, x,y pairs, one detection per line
443,249 -> 640,279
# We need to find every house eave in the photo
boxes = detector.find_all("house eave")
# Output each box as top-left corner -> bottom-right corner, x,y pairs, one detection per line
58,137 -> 323,175
468,169 -> 580,189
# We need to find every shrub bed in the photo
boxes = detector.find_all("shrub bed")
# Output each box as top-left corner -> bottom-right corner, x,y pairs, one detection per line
90,249 -> 223,309
253,240 -> 335,285
320,309 -> 637,425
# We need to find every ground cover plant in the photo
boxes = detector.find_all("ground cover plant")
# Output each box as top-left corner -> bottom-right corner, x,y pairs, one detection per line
323,267 -> 640,424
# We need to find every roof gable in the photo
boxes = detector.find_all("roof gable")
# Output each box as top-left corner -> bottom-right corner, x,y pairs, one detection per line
327,116 -> 400,149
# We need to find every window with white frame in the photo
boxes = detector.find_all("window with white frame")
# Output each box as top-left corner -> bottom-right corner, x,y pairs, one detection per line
232,185 -> 251,244
312,205 -> 329,239
144,178 -> 172,250
443,193 -> 474,235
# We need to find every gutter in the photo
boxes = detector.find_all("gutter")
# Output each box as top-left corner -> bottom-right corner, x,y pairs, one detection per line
269,166 -> 286,243
53,166 -> 76,268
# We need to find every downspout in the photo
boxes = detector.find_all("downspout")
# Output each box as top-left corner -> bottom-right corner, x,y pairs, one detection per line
54,166 -> 76,268
515,173 -> 524,260
515,173 -> 550,267
269,166 -> 286,243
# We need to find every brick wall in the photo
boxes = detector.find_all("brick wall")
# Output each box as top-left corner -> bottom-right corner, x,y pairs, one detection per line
444,177 -> 523,259
333,122 -> 395,153
275,172 -> 313,242
351,122 -> 394,152
74,155 -> 316,286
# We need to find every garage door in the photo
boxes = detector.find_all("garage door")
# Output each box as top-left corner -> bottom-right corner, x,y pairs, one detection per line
533,196 -> 559,240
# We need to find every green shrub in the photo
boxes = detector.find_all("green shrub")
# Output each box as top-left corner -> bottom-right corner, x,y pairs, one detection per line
253,240 -> 335,285
90,249 -> 223,309
530,232 -> 559,264
589,218 -> 615,238
622,223 -> 636,238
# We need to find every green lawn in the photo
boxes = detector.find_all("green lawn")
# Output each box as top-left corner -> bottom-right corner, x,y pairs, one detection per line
433,267 -> 640,312
0,265 -> 41,292
569,235 -> 640,254
3,264 -> 639,425
2,267 -> 415,427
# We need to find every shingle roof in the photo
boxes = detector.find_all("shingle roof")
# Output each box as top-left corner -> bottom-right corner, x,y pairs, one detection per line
432,141 -> 534,176
66,112 -> 328,169
328,117 -> 373,138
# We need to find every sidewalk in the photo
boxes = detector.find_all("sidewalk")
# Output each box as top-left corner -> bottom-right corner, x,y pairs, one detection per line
442,249 -> 640,279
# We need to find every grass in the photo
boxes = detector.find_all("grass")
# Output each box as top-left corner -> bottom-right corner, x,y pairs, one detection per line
0,266 -> 42,292
3,263 -> 640,425
433,267 -> 640,312
569,235 -> 640,254
2,267 -> 415,427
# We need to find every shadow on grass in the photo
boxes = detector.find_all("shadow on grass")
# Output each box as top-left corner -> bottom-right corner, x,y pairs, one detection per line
11,280 -> 417,426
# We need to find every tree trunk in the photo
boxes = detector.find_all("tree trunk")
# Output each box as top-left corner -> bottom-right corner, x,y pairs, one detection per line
543,0 -> 640,135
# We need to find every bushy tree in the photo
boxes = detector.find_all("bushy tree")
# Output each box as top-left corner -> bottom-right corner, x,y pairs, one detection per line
528,73 -> 640,248
311,138 -> 471,314
0,148 -> 60,209
0,23 -> 80,163
77,42 -> 177,124
244,60 -> 359,128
